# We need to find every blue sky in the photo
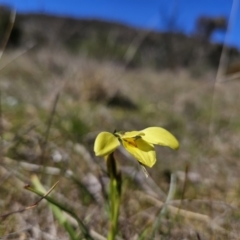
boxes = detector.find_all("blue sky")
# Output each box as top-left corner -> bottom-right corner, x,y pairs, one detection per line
0,0 -> 240,49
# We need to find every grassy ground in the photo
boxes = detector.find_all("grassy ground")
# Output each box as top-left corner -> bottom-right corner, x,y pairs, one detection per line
1,44 -> 240,239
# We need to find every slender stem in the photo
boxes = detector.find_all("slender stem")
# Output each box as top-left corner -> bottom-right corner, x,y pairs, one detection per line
150,173 -> 176,239
107,153 -> 121,240
108,178 -> 120,240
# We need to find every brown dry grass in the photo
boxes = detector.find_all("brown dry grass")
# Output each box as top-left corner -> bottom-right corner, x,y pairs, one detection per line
0,36 -> 240,239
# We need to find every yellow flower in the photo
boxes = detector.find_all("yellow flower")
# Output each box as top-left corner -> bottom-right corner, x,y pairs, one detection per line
94,127 -> 179,168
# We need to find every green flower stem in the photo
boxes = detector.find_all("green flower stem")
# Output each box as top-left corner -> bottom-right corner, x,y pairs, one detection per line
108,177 -> 120,240
107,153 -> 121,240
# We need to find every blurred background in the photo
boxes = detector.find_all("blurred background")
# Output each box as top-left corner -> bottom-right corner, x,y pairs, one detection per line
0,0 -> 240,239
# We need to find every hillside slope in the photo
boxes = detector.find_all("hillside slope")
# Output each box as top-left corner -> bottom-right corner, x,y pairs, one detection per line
0,6 -> 239,71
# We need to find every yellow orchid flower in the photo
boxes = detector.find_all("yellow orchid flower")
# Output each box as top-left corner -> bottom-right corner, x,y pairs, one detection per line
94,127 -> 179,168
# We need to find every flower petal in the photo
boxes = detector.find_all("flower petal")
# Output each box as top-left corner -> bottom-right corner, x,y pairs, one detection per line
120,131 -> 144,139
122,138 -> 156,167
141,127 -> 179,150
94,132 -> 120,156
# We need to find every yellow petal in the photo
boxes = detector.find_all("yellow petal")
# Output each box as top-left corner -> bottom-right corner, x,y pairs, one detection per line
141,127 -> 179,150
94,132 -> 120,156
120,131 -> 144,139
122,138 -> 156,167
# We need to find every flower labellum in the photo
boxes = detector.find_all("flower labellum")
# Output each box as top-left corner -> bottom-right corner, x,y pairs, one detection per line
94,127 -> 179,168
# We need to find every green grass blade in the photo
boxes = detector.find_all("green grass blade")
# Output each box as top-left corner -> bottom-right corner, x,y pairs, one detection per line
30,175 -> 94,240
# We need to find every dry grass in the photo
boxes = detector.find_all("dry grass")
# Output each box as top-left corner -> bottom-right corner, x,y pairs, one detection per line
1,3 -> 240,239
1,35 -> 240,239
